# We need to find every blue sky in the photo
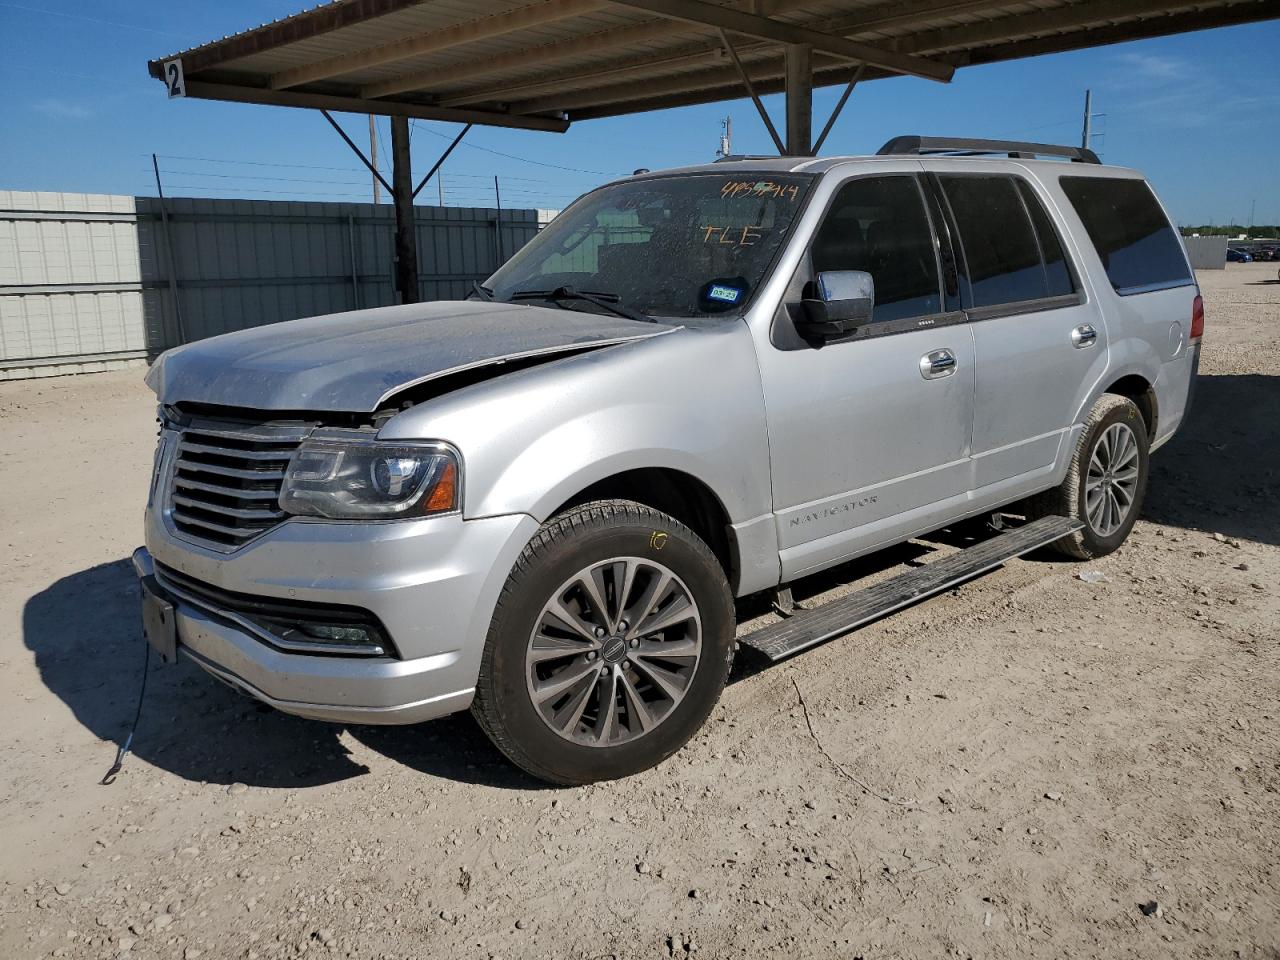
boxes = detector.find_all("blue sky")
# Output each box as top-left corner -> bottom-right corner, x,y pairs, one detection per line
1,2 -> 1277,225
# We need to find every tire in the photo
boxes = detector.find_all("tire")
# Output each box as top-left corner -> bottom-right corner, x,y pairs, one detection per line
1028,394 -> 1150,560
471,499 -> 736,785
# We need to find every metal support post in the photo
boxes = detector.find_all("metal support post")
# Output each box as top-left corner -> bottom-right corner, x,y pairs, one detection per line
785,44 -> 812,156
390,115 -> 419,304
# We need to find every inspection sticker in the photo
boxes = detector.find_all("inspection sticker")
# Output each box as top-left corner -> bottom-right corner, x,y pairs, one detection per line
706,284 -> 743,304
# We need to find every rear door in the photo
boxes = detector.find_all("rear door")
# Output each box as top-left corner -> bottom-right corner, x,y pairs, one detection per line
928,169 -> 1105,497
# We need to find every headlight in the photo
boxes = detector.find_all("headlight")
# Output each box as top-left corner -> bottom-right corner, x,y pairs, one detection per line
279,437 -> 459,520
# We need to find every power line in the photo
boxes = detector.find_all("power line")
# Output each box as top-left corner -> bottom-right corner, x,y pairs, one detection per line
414,125 -> 622,176
0,1 -> 186,37
150,153 -> 576,185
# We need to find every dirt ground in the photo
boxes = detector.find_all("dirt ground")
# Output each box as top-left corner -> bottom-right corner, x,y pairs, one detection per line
1,262 -> 1276,960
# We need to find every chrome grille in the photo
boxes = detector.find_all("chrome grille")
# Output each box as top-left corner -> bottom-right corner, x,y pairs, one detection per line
166,419 -> 309,550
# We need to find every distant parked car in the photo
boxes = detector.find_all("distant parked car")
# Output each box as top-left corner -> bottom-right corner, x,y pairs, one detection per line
1226,247 -> 1253,262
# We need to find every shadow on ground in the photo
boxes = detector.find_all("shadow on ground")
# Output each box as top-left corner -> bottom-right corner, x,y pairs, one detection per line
26,375 -> 1276,789
1143,373 -> 1280,546
22,560 -> 541,791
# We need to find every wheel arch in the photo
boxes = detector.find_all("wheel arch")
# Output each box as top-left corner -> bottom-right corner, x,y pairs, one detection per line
545,467 -> 738,591
1102,373 -> 1158,438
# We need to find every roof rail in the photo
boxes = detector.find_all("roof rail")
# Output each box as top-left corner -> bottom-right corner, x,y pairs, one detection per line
877,135 -> 1101,164
712,154 -> 793,163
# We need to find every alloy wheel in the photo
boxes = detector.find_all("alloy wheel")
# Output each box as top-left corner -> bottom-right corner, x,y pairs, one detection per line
1085,422 -> 1140,537
525,557 -> 702,746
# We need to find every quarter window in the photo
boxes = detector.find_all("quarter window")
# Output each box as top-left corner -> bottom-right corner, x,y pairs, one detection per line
1060,176 -> 1192,294
939,175 -> 1049,308
810,176 -> 941,322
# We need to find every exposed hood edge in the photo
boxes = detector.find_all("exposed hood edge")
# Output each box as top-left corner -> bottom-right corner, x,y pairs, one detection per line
374,328 -> 676,409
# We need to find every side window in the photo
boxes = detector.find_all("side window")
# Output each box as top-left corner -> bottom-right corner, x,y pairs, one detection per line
810,175 -> 941,322
1015,179 -> 1076,297
1059,176 -> 1192,294
939,175 -> 1048,307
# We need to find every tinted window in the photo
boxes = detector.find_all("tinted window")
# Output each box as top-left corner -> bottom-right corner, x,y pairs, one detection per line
940,175 -> 1047,307
1015,179 -> 1075,297
810,176 -> 940,322
1060,176 -> 1191,293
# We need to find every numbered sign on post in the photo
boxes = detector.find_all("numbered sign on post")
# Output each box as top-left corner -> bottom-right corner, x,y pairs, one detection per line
163,59 -> 186,98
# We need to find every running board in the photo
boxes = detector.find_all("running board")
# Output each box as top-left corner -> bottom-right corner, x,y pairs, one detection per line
739,515 -> 1084,662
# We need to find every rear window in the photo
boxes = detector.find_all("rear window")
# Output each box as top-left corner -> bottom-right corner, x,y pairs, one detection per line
1059,176 -> 1191,294
939,175 -> 1054,308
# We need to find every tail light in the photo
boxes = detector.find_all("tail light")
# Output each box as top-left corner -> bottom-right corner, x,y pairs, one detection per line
1190,294 -> 1204,341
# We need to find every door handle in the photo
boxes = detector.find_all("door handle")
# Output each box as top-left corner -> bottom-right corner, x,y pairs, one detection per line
1072,324 -> 1098,348
920,349 -> 957,380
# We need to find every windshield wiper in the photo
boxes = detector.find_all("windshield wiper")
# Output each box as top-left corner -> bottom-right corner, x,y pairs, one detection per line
468,281 -> 495,302
508,286 -> 655,324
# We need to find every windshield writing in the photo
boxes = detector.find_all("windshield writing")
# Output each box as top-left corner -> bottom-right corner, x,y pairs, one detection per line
486,174 -> 813,319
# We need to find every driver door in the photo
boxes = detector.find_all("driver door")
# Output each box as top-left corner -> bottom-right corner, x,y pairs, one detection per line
755,173 -> 976,581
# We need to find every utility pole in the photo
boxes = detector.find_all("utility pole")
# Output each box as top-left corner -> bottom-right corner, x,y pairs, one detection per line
390,115 -> 419,304
368,115 -> 380,204
1081,89 -> 1093,151
494,175 -> 504,263
437,171 -> 444,206
717,115 -> 733,158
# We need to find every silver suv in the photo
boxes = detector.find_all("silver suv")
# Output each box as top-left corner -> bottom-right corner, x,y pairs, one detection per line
136,137 -> 1203,784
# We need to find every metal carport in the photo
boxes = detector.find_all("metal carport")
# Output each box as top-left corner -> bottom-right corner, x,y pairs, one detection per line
147,0 -> 1279,302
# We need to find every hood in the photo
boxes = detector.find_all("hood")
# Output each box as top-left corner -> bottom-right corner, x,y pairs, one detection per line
146,300 -> 672,413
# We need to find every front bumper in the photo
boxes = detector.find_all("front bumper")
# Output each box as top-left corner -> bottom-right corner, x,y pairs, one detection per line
137,508 -> 538,725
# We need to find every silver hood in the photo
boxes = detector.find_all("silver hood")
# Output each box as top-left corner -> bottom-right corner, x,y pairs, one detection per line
145,300 -> 672,413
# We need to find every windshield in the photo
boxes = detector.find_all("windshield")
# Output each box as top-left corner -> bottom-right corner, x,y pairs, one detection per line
486,173 -> 814,319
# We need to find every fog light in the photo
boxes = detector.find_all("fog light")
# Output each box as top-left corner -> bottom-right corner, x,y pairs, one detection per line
248,617 -> 388,657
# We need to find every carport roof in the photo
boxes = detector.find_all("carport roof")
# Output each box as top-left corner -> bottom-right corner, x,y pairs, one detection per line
147,0 -> 1279,133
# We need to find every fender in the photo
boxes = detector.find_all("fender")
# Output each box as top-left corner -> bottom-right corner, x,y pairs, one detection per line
378,319 -> 775,530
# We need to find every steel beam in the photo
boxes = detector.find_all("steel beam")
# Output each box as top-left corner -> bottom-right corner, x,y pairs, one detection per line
390,116 -> 419,305
812,65 -> 864,154
566,0 -> 1277,119
436,0 -> 989,106
180,81 -> 569,132
600,0 -> 953,81
145,0 -> 424,78
322,110 -> 394,195
784,44 -> 812,155
274,0 -> 604,90
412,124 -> 472,198
511,50 -> 833,114
361,0 -> 811,100
717,29 -> 785,154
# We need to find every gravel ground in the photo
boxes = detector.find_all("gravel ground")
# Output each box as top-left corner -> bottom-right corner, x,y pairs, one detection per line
1,262 -> 1276,960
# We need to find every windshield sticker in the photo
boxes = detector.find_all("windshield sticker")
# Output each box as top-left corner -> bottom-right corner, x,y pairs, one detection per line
702,224 -> 764,246
720,180 -> 800,202
706,284 -> 743,304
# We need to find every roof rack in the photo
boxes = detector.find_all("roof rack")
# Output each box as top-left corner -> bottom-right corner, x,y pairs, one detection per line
877,136 -> 1101,164
712,154 -> 794,163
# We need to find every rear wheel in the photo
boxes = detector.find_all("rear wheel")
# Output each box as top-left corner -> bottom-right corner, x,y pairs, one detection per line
471,500 -> 735,785
1028,394 -> 1149,560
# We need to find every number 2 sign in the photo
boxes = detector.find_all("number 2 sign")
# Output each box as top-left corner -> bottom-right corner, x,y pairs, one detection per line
163,59 -> 186,98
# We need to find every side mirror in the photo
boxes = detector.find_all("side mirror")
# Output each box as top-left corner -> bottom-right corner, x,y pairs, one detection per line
798,270 -> 874,338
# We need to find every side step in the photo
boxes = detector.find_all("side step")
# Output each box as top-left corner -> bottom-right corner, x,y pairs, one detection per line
739,515 -> 1084,662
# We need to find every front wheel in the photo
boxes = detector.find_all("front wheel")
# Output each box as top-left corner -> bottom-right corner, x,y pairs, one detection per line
471,500 -> 735,785
1028,393 -> 1150,559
